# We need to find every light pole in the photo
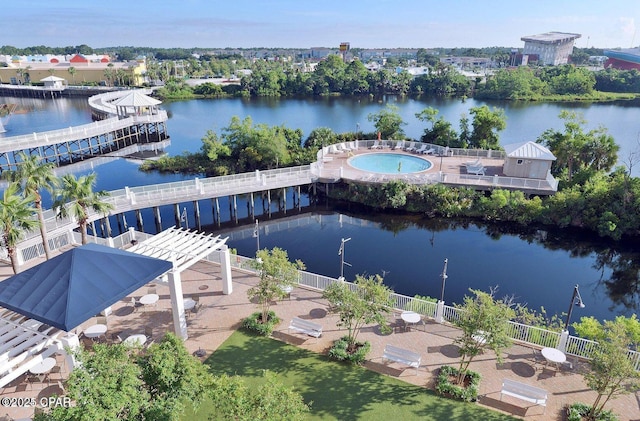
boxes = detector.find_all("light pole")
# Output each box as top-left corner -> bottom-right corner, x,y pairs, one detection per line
338,237 -> 352,280
564,284 -> 586,332
356,123 -> 360,139
439,258 -> 448,303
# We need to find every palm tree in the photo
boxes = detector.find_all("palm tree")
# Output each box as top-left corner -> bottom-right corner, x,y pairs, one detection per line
2,152 -> 59,260
68,66 -> 76,85
0,183 -> 39,274
52,173 -> 114,245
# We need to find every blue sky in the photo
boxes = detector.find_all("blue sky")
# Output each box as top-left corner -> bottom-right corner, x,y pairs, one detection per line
4,0 -> 639,49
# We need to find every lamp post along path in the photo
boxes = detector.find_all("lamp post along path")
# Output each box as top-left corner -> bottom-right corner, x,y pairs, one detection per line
338,237 -> 352,281
435,258 -> 449,323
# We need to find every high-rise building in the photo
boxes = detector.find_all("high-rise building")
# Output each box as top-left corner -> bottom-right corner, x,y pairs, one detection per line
520,32 -> 581,65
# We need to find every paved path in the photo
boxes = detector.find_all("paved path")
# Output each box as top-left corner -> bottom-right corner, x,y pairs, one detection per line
1,259 -> 639,420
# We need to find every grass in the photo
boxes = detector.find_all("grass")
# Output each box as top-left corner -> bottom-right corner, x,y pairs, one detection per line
183,330 -> 517,421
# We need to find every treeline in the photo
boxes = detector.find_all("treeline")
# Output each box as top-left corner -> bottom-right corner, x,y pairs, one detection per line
326,166 -> 640,241
154,58 -> 640,101
476,65 -> 640,100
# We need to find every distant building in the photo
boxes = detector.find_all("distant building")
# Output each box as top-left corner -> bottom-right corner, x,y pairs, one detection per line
520,32 -> 581,65
603,48 -> 640,70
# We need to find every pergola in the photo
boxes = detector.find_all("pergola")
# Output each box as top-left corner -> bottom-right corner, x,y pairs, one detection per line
128,227 -> 232,339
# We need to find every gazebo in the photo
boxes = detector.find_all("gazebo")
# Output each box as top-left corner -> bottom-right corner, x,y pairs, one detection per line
40,75 -> 65,89
0,243 -> 173,387
111,90 -> 162,119
0,228 -> 232,387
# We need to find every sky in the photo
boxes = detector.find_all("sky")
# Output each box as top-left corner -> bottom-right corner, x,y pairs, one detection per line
3,0 -> 639,50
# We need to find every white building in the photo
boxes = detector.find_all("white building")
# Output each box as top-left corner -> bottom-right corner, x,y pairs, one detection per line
520,32 -> 581,65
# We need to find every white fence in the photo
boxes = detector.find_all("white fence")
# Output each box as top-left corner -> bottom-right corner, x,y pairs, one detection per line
7,229 -> 639,371
207,250 -> 639,371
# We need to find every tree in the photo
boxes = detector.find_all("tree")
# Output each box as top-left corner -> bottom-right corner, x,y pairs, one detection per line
367,104 -> 406,140
415,107 -> 458,146
37,334 -> 225,421
467,105 -> 506,149
538,111 -> 619,184
67,66 -> 76,84
2,152 -> 59,259
138,333 -> 215,420
39,342 -> 148,421
452,289 -> 515,385
573,315 -> 640,420
52,173 -> 113,245
0,183 -> 39,274
323,274 -> 394,348
247,247 -> 305,324
200,129 -> 230,161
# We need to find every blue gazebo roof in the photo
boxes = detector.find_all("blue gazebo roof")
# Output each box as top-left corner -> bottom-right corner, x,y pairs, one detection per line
0,243 -> 172,331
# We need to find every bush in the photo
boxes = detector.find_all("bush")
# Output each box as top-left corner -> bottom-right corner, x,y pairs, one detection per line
567,403 -> 618,421
328,336 -> 371,365
241,311 -> 280,337
435,365 -> 481,402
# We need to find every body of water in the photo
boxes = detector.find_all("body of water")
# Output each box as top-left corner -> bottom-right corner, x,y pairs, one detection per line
1,93 -> 639,323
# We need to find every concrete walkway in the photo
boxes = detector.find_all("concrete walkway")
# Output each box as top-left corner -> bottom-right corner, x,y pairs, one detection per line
1,260 -> 639,420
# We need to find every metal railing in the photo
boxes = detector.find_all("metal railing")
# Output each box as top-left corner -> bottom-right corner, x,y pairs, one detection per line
214,250 -> 640,370
0,112 -> 167,154
9,229 -> 639,372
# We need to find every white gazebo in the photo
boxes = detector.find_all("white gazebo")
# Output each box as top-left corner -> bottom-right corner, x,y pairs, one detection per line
111,90 -> 162,119
128,227 -> 231,339
40,75 -> 65,89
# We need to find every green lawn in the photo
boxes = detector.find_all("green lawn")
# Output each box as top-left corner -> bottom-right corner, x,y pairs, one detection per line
184,331 -> 517,421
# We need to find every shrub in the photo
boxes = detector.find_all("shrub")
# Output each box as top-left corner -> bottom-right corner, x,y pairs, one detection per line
241,311 -> 280,336
435,365 -> 481,402
566,403 -> 618,421
328,336 -> 371,365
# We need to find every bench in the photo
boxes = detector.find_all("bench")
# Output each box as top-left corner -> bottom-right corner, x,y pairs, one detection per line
288,317 -> 322,340
500,379 -> 548,414
382,344 -> 421,375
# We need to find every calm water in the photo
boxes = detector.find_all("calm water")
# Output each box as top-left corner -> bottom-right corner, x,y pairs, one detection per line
1,94 -> 639,322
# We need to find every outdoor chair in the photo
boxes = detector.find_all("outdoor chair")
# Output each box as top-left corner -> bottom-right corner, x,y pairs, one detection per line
393,141 -> 405,150
130,297 -> 137,312
419,147 -> 435,155
465,164 -> 486,176
96,316 -> 108,327
414,144 -> 428,154
404,142 -> 416,152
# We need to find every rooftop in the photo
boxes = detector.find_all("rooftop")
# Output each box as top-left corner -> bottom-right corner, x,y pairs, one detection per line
520,32 -> 582,44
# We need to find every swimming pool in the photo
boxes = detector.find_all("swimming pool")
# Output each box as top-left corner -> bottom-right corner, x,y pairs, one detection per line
348,153 -> 433,174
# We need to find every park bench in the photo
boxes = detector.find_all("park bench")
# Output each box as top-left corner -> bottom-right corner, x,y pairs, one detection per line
500,378 -> 548,414
288,317 -> 322,341
382,344 -> 421,375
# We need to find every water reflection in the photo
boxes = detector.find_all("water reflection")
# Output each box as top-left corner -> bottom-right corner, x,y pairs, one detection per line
221,201 -> 640,322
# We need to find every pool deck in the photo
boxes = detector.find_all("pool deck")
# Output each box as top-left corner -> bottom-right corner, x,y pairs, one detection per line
1,256 -> 638,420
316,144 -> 556,195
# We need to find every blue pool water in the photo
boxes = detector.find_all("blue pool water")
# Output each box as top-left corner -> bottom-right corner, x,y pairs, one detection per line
348,153 -> 433,174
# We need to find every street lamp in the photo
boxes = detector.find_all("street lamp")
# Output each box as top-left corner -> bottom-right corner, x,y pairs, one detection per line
439,258 -> 448,303
338,237 -> 352,280
564,284 -> 586,331
356,123 -> 360,139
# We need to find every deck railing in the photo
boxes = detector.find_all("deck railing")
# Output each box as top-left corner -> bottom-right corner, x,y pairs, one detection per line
207,250 -> 639,370
8,230 -> 638,371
